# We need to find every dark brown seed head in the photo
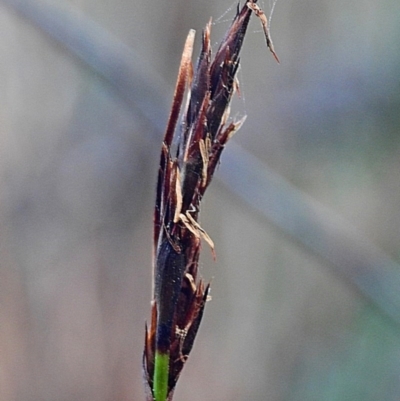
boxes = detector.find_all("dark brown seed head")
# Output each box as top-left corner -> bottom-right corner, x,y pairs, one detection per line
143,1 -> 278,399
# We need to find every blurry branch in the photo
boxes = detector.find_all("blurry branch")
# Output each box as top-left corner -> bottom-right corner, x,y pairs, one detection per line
1,0 -> 170,132
4,0 -> 400,328
219,143 -> 400,326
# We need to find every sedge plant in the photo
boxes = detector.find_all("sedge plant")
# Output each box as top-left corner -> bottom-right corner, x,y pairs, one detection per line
142,2 -> 279,400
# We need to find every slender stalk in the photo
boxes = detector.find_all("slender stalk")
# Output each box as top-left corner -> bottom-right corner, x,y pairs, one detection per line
153,352 -> 169,401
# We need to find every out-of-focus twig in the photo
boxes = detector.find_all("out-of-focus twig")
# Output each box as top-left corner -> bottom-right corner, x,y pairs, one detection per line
219,142 -> 400,327
0,0 -> 170,131
4,0 -> 400,330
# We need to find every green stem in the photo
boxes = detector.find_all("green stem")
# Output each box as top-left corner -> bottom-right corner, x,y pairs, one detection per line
153,351 -> 170,401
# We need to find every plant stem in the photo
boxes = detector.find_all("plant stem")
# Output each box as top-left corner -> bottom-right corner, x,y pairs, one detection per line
153,351 -> 170,401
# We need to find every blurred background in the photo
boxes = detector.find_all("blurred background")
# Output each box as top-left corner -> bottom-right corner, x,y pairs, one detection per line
1,0 -> 400,400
